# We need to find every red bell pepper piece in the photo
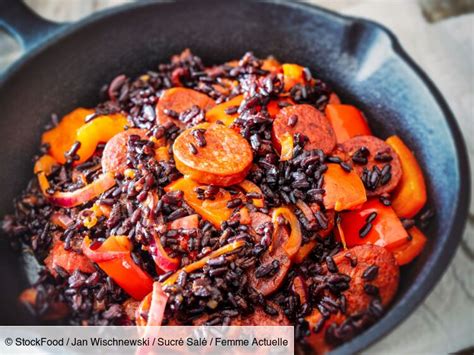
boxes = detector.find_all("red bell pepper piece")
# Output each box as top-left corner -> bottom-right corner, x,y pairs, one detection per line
338,199 -> 408,250
148,232 -> 180,273
82,236 -> 153,300
45,240 -> 95,276
266,97 -> 294,118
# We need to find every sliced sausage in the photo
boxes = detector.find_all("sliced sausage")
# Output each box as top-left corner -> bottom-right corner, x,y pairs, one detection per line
248,227 -> 291,296
156,88 -> 215,129
272,104 -> 336,154
309,203 -> 335,238
101,129 -> 147,174
305,244 -> 399,353
190,303 -> 290,326
231,304 -> 290,326
332,244 -> 399,314
249,211 -> 272,235
173,123 -> 253,186
340,136 -> 402,196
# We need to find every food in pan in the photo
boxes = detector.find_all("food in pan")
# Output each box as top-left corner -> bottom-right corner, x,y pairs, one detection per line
2,50 -> 432,353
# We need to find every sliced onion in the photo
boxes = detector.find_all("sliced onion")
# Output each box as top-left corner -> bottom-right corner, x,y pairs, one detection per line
149,233 -> 180,273
136,282 -> 168,327
46,173 -> 116,208
147,282 -> 168,326
295,199 -> 315,223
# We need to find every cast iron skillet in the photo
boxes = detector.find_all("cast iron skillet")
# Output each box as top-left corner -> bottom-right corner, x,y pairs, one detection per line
0,0 -> 470,353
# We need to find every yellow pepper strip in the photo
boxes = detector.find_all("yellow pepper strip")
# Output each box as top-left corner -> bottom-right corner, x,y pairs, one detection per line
238,180 -> 265,208
271,207 -> 302,259
162,240 -> 245,286
279,132 -> 293,161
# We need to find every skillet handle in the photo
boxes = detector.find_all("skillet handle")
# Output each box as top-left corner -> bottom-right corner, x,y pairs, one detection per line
0,1 -> 64,51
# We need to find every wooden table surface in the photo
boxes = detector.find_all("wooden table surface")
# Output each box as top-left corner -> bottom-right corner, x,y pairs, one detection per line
0,1 -> 472,353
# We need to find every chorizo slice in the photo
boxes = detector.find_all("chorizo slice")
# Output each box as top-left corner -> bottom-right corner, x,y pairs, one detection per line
173,123 -> 253,186
248,227 -> 291,296
231,304 -> 290,326
101,129 -> 147,174
272,104 -> 336,154
156,87 -> 215,129
309,203 -> 335,238
340,136 -> 402,196
249,211 -> 272,235
305,244 -> 399,353
190,304 -> 289,326
332,244 -> 399,314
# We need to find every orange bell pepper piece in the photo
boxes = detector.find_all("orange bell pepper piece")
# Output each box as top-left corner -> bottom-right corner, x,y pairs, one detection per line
75,113 -> 128,163
165,177 -> 233,229
34,154 -> 57,175
386,135 -> 427,218
282,63 -> 306,91
392,226 -> 427,265
155,146 -> 170,161
339,199 -> 408,250
82,235 -> 153,300
323,163 -> 367,211
325,104 -> 372,143
279,132 -> 294,161
261,57 -> 282,73
293,241 -> 316,264
42,108 -> 95,164
267,97 -> 294,118
206,95 -> 243,126
238,180 -> 265,208
272,207 -> 302,259
239,206 -> 251,225
162,240 -> 245,286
